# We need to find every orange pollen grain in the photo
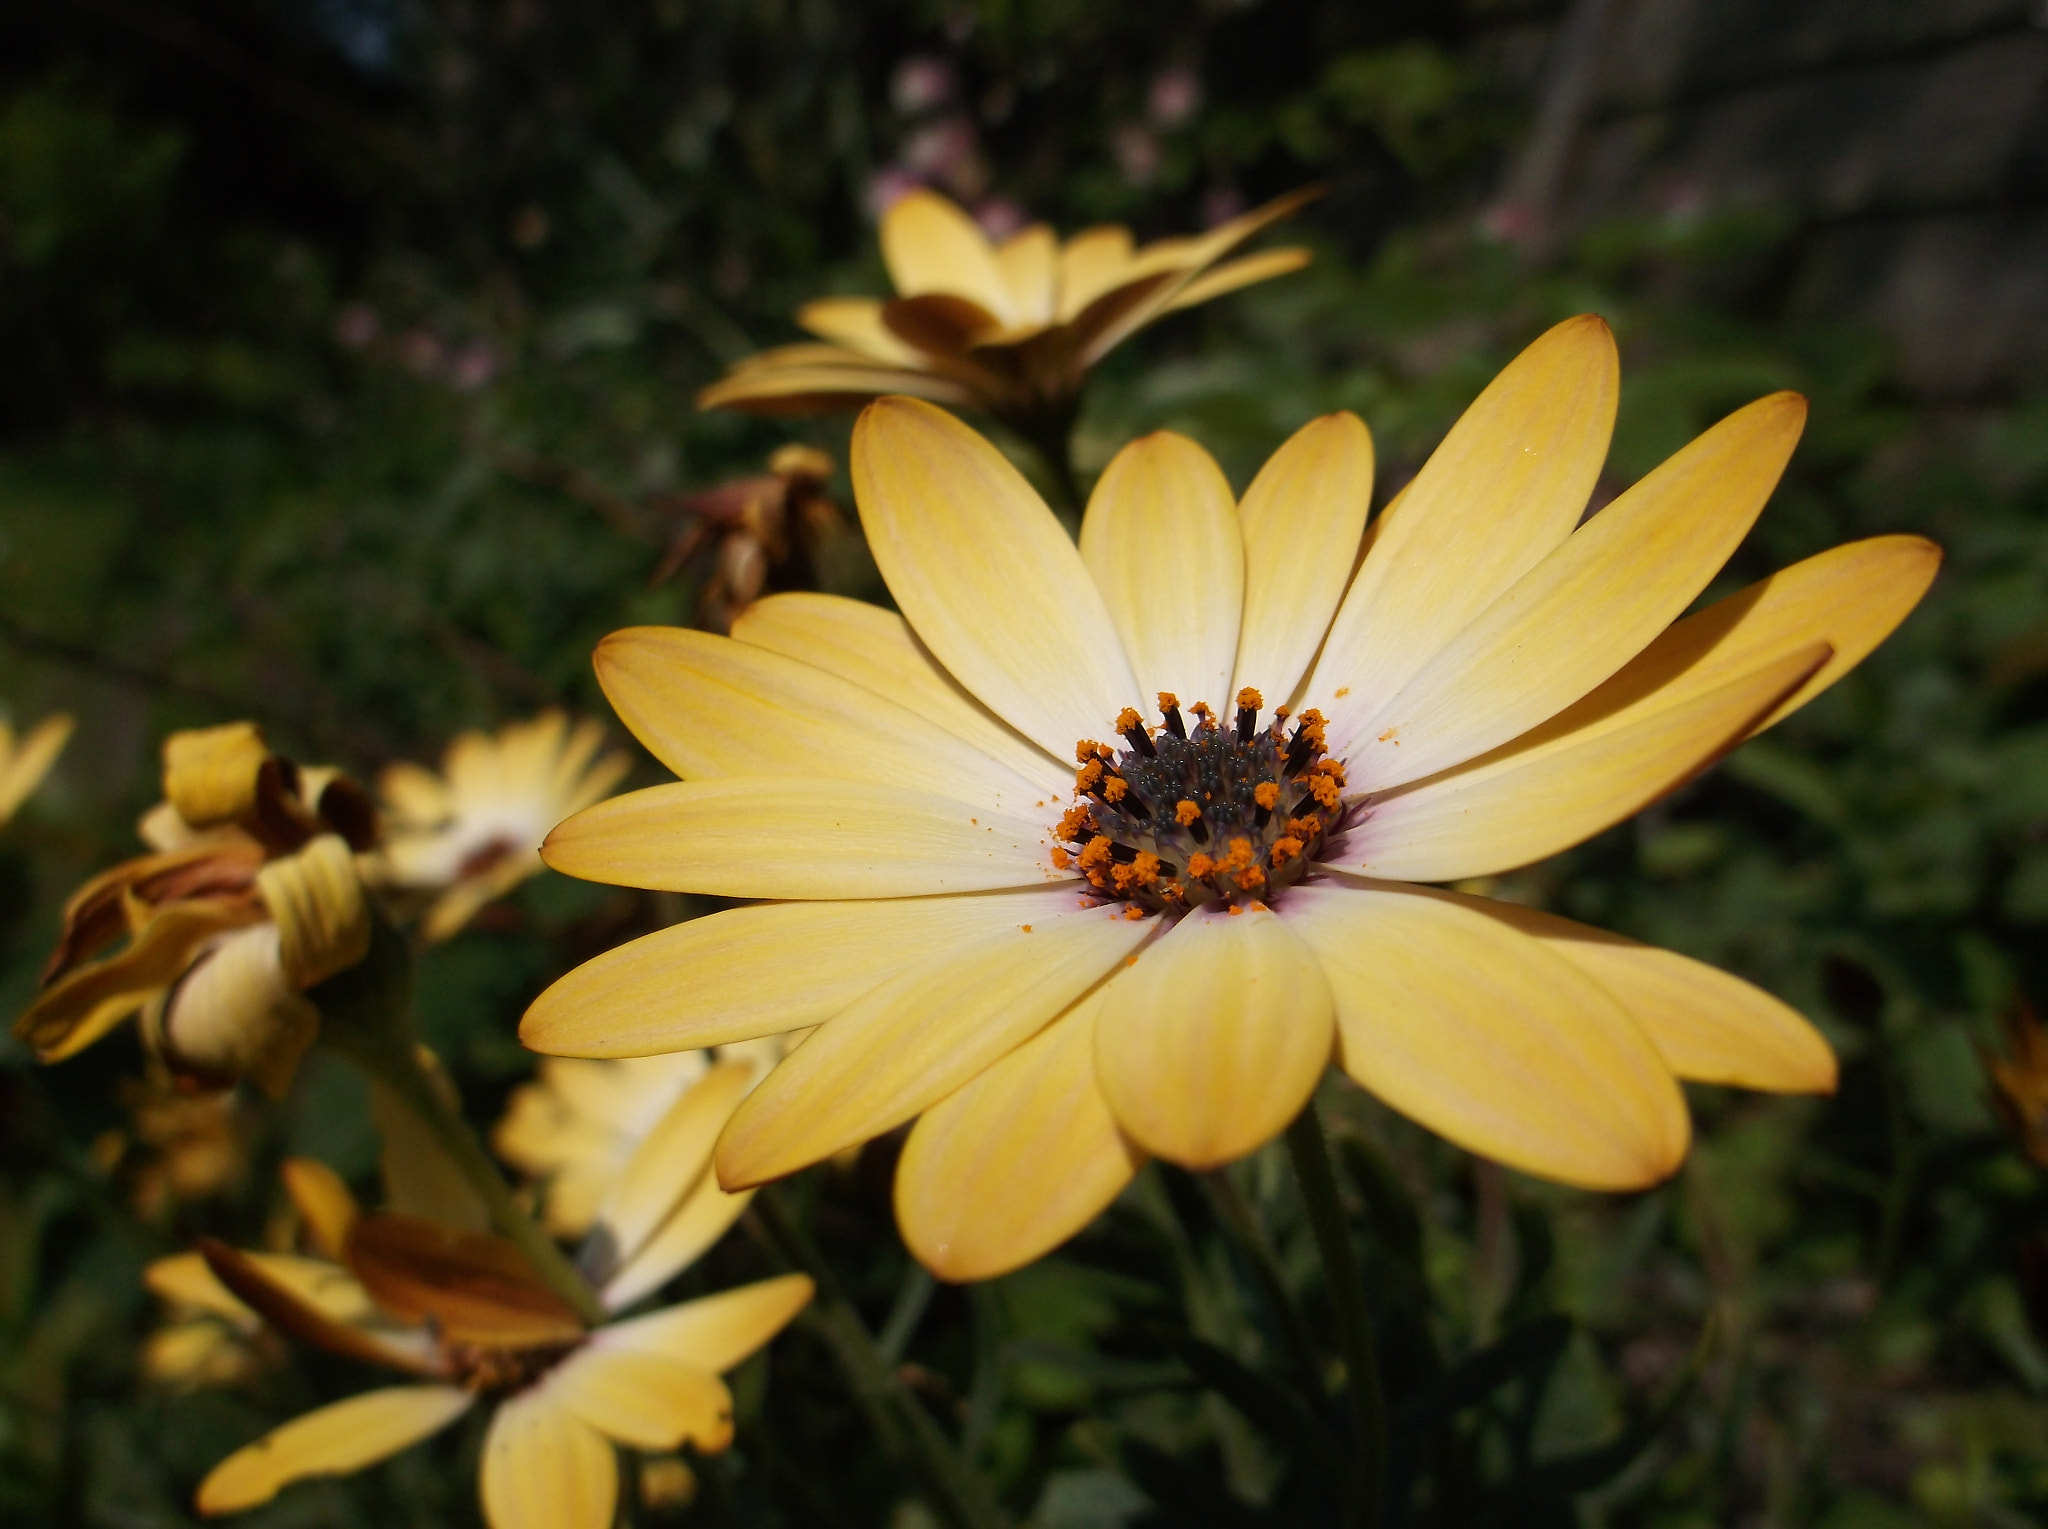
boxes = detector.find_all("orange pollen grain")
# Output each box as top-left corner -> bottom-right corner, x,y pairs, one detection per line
1234,864 -> 1267,892
1116,707 -> 1144,734
1078,836 -> 1115,871
1057,805 -> 1096,841
1076,759 -> 1104,792
1123,905 -> 1146,921
1020,924 -> 1033,933
1310,775 -> 1342,809
1236,687 -> 1263,710
1050,846 -> 1071,868
1271,836 -> 1304,866
1187,852 -> 1216,880
1174,800 -> 1202,826
1254,782 -> 1280,810
1227,904 -> 1244,915
1156,691 -> 1179,712
1103,776 -> 1129,802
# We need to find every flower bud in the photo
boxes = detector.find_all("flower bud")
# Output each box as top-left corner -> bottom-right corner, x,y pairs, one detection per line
257,834 -> 371,990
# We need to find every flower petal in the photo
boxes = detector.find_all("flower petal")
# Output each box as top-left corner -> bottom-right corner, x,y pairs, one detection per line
592,1063 -> 753,1278
1310,316 -> 1620,755
1284,881 -> 1690,1189
1079,432 -> 1244,715
1349,392 -> 1807,791
1095,904 -> 1334,1169
1350,642 -> 1828,883
1232,413 -> 1374,705
797,297 -> 920,363
522,887 -> 1086,1057
897,987 -> 1143,1281
601,1175 -> 755,1312
543,778 -> 1068,900
1163,248 -> 1312,312
479,1386 -> 618,1529
0,712 -> 72,819
146,1252 -> 256,1325
196,1386 -> 472,1514
881,188 -> 1014,314
547,1346 -> 734,1453
732,592 -> 1069,797
852,397 -> 1140,758
597,1273 -> 814,1375
1543,534 -> 1943,745
1461,897 -> 1835,1092
715,906 -> 1150,1188
1056,225 -> 1136,321
995,223 -> 1059,326
697,350 -> 975,413
594,626 -> 1049,816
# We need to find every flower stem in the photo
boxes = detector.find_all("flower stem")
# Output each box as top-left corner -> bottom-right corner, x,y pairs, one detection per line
312,920 -> 605,1326
1202,1167 -> 1323,1388
1285,1100 -> 1389,1529
753,1188 -> 1010,1529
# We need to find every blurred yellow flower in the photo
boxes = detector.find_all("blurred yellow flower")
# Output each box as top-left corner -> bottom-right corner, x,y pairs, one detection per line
0,711 -> 72,824
173,1055 -> 806,1527
14,723 -> 376,1094
493,1038 -> 784,1239
697,186 -> 1314,443
529,316 -> 1942,1282
371,711 -> 629,942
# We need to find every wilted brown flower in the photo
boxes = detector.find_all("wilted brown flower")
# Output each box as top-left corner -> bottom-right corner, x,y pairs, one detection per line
651,444 -> 847,631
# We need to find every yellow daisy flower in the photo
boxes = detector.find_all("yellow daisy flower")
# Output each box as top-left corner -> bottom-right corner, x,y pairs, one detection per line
528,315 -> 1940,1282
175,1060 -> 808,1527
16,723 -> 375,1094
493,1038 -> 786,1240
372,711 -> 630,942
697,186 -> 1314,444
0,710 -> 73,824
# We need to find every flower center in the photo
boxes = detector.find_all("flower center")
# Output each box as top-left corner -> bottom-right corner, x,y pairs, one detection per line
1054,689 -> 1347,915
446,1337 -> 581,1394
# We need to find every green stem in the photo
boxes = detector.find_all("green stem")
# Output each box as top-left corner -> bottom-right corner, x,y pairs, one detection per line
1285,1101 -> 1389,1529
754,1189 -> 1010,1529
1202,1168 -> 1323,1388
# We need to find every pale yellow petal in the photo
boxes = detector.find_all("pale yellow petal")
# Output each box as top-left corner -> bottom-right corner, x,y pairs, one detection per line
1351,643 -> 1828,883
597,1273 -> 814,1374
1232,413 -> 1374,705
1055,224 -> 1136,321
897,988 -> 1142,1281
1463,897 -> 1835,1092
1284,881 -> 1690,1189
880,188 -> 1014,318
479,1386 -> 618,1529
1542,534 -> 1943,745
601,1175 -> 755,1312
1079,432 -> 1244,714
715,905 -> 1151,1188
994,224 -> 1059,326
196,1386 -> 472,1514
595,1063 -> 752,1275
732,593 -> 1069,798
542,778 -> 1068,900
280,1158 -> 360,1261
1348,392 -> 1807,791
547,1346 -> 733,1453
521,886 -> 1089,1057
594,625 -> 1049,815
0,712 -> 73,820
1310,315 -> 1620,754
698,353 -> 975,414
797,296 -> 920,363
146,1252 -> 254,1325
1162,247 -> 1312,312
1095,904 -> 1334,1169
852,397 -> 1140,758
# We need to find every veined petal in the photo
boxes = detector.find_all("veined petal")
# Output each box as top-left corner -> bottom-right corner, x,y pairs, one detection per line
1349,392 -> 1808,790
597,1273 -> 814,1375
195,1386 -> 473,1514
1232,412 -> 1375,705
1095,904 -> 1334,1169
546,1346 -> 733,1453
543,778 -> 1068,900
897,988 -> 1143,1281
732,593 -> 1068,797
592,1064 -> 753,1279
1079,432 -> 1244,714
479,1386 -> 618,1529
601,1175 -> 754,1312
1539,534 -> 1943,745
1462,897 -> 1835,1092
1350,643 -> 1828,883
594,625 -> 1049,816
715,906 -> 1151,1188
1284,880 -> 1690,1189
1055,225 -> 1136,321
797,297 -> 921,363
523,886 -> 1085,1058
1163,248 -> 1312,312
1310,316 -> 1620,755
881,189 -> 1015,319
995,224 -> 1059,325
852,397 -> 1140,758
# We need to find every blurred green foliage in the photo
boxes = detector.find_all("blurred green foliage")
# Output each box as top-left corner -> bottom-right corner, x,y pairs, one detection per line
3,2 -> 2047,1526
